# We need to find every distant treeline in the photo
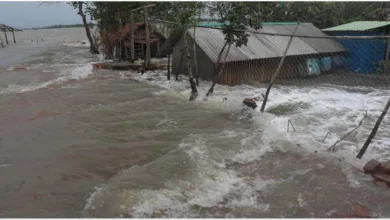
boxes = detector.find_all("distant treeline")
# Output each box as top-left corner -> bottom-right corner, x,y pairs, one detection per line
25,23 -> 96,30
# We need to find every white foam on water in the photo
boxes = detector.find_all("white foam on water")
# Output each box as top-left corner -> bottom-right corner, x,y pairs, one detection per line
62,40 -> 90,47
297,193 -> 307,208
127,69 -> 390,168
84,126 -> 283,217
1,63 -> 94,94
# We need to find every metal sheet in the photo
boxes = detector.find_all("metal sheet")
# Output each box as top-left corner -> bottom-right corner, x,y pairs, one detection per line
185,23 -> 345,63
284,23 -> 345,53
261,25 -> 318,55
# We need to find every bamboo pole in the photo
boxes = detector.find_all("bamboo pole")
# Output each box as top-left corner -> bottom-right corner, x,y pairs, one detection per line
167,54 -> 171,80
192,26 -> 199,86
0,35 -> 3,48
12,29 -> 16,43
357,98 -> 390,159
144,7 -> 151,70
4,30 -> 8,44
260,23 -> 300,113
118,9 -> 122,62
130,12 -> 135,62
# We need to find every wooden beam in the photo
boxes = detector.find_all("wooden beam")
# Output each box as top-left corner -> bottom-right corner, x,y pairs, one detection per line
129,4 -> 155,13
4,30 -> 8,44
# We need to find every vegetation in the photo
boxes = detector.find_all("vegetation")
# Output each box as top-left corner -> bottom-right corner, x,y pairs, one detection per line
63,1 -> 390,100
25,23 -> 95,30
70,2 -> 99,54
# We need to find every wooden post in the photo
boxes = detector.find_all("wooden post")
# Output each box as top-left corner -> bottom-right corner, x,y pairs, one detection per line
4,30 -> 8,44
260,23 -> 300,113
130,12 -> 135,62
387,28 -> 390,62
144,7 -> 151,70
167,54 -> 171,80
119,9 -> 122,62
357,97 -> 390,159
386,39 -> 390,62
12,29 -> 16,43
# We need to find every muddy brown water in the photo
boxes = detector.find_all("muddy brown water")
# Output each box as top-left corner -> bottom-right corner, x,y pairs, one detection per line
0,42 -> 390,217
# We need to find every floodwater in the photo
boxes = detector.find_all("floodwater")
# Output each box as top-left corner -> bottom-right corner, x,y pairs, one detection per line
1,27 -> 390,218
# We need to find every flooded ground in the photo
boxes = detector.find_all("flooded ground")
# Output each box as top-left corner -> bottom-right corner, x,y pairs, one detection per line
0,27 -> 390,217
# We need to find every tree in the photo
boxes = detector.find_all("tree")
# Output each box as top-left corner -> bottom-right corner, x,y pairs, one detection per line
162,2 -> 204,100
364,2 -> 390,21
206,2 -> 262,96
71,2 -> 99,54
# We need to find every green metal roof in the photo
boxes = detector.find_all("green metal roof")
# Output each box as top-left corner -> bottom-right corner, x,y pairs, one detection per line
262,22 -> 308,26
198,21 -> 309,27
198,22 -> 229,27
323,21 -> 390,32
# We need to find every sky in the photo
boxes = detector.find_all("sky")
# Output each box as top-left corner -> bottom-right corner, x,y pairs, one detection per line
0,2 -> 92,29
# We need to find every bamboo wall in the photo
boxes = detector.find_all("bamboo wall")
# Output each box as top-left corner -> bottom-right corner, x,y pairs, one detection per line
220,57 -> 302,86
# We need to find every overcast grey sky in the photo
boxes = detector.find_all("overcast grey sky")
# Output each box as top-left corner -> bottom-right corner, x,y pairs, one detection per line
0,2 -> 92,29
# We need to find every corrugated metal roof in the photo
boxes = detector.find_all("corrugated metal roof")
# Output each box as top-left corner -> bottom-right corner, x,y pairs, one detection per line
323,21 -> 390,32
188,23 -> 345,63
262,22 -> 307,26
284,23 -> 345,53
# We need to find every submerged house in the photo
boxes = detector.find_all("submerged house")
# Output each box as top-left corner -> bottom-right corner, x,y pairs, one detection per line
158,22 -> 345,86
323,21 -> 390,74
113,22 -> 167,60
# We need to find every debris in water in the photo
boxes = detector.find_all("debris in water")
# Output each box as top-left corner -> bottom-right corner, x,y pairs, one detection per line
379,161 -> 390,174
363,159 -> 381,174
13,66 -> 27,71
351,204 -> 371,218
243,97 -> 259,109
363,159 -> 390,188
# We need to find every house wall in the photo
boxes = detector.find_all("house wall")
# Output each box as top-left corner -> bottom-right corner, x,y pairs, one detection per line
172,33 -> 215,81
326,30 -> 388,74
172,34 -> 318,86
220,57 -> 303,86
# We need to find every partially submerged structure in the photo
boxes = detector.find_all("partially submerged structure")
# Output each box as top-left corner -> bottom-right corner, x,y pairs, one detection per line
323,21 -> 390,74
107,22 -> 167,61
0,24 -> 22,47
158,22 -> 345,86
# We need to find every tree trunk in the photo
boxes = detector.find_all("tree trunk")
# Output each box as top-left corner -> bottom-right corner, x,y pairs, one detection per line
78,2 -> 99,54
260,23 -> 300,112
192,26 -> 199,86
167,54 -> 171,80
144,7 -> 151,70
130,12 -> 135,62
206,42 -> 232,96
184,33 -> 198,101
357,97 -> 390,159
176,52 -> 184,81
214,41 -> 228,78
